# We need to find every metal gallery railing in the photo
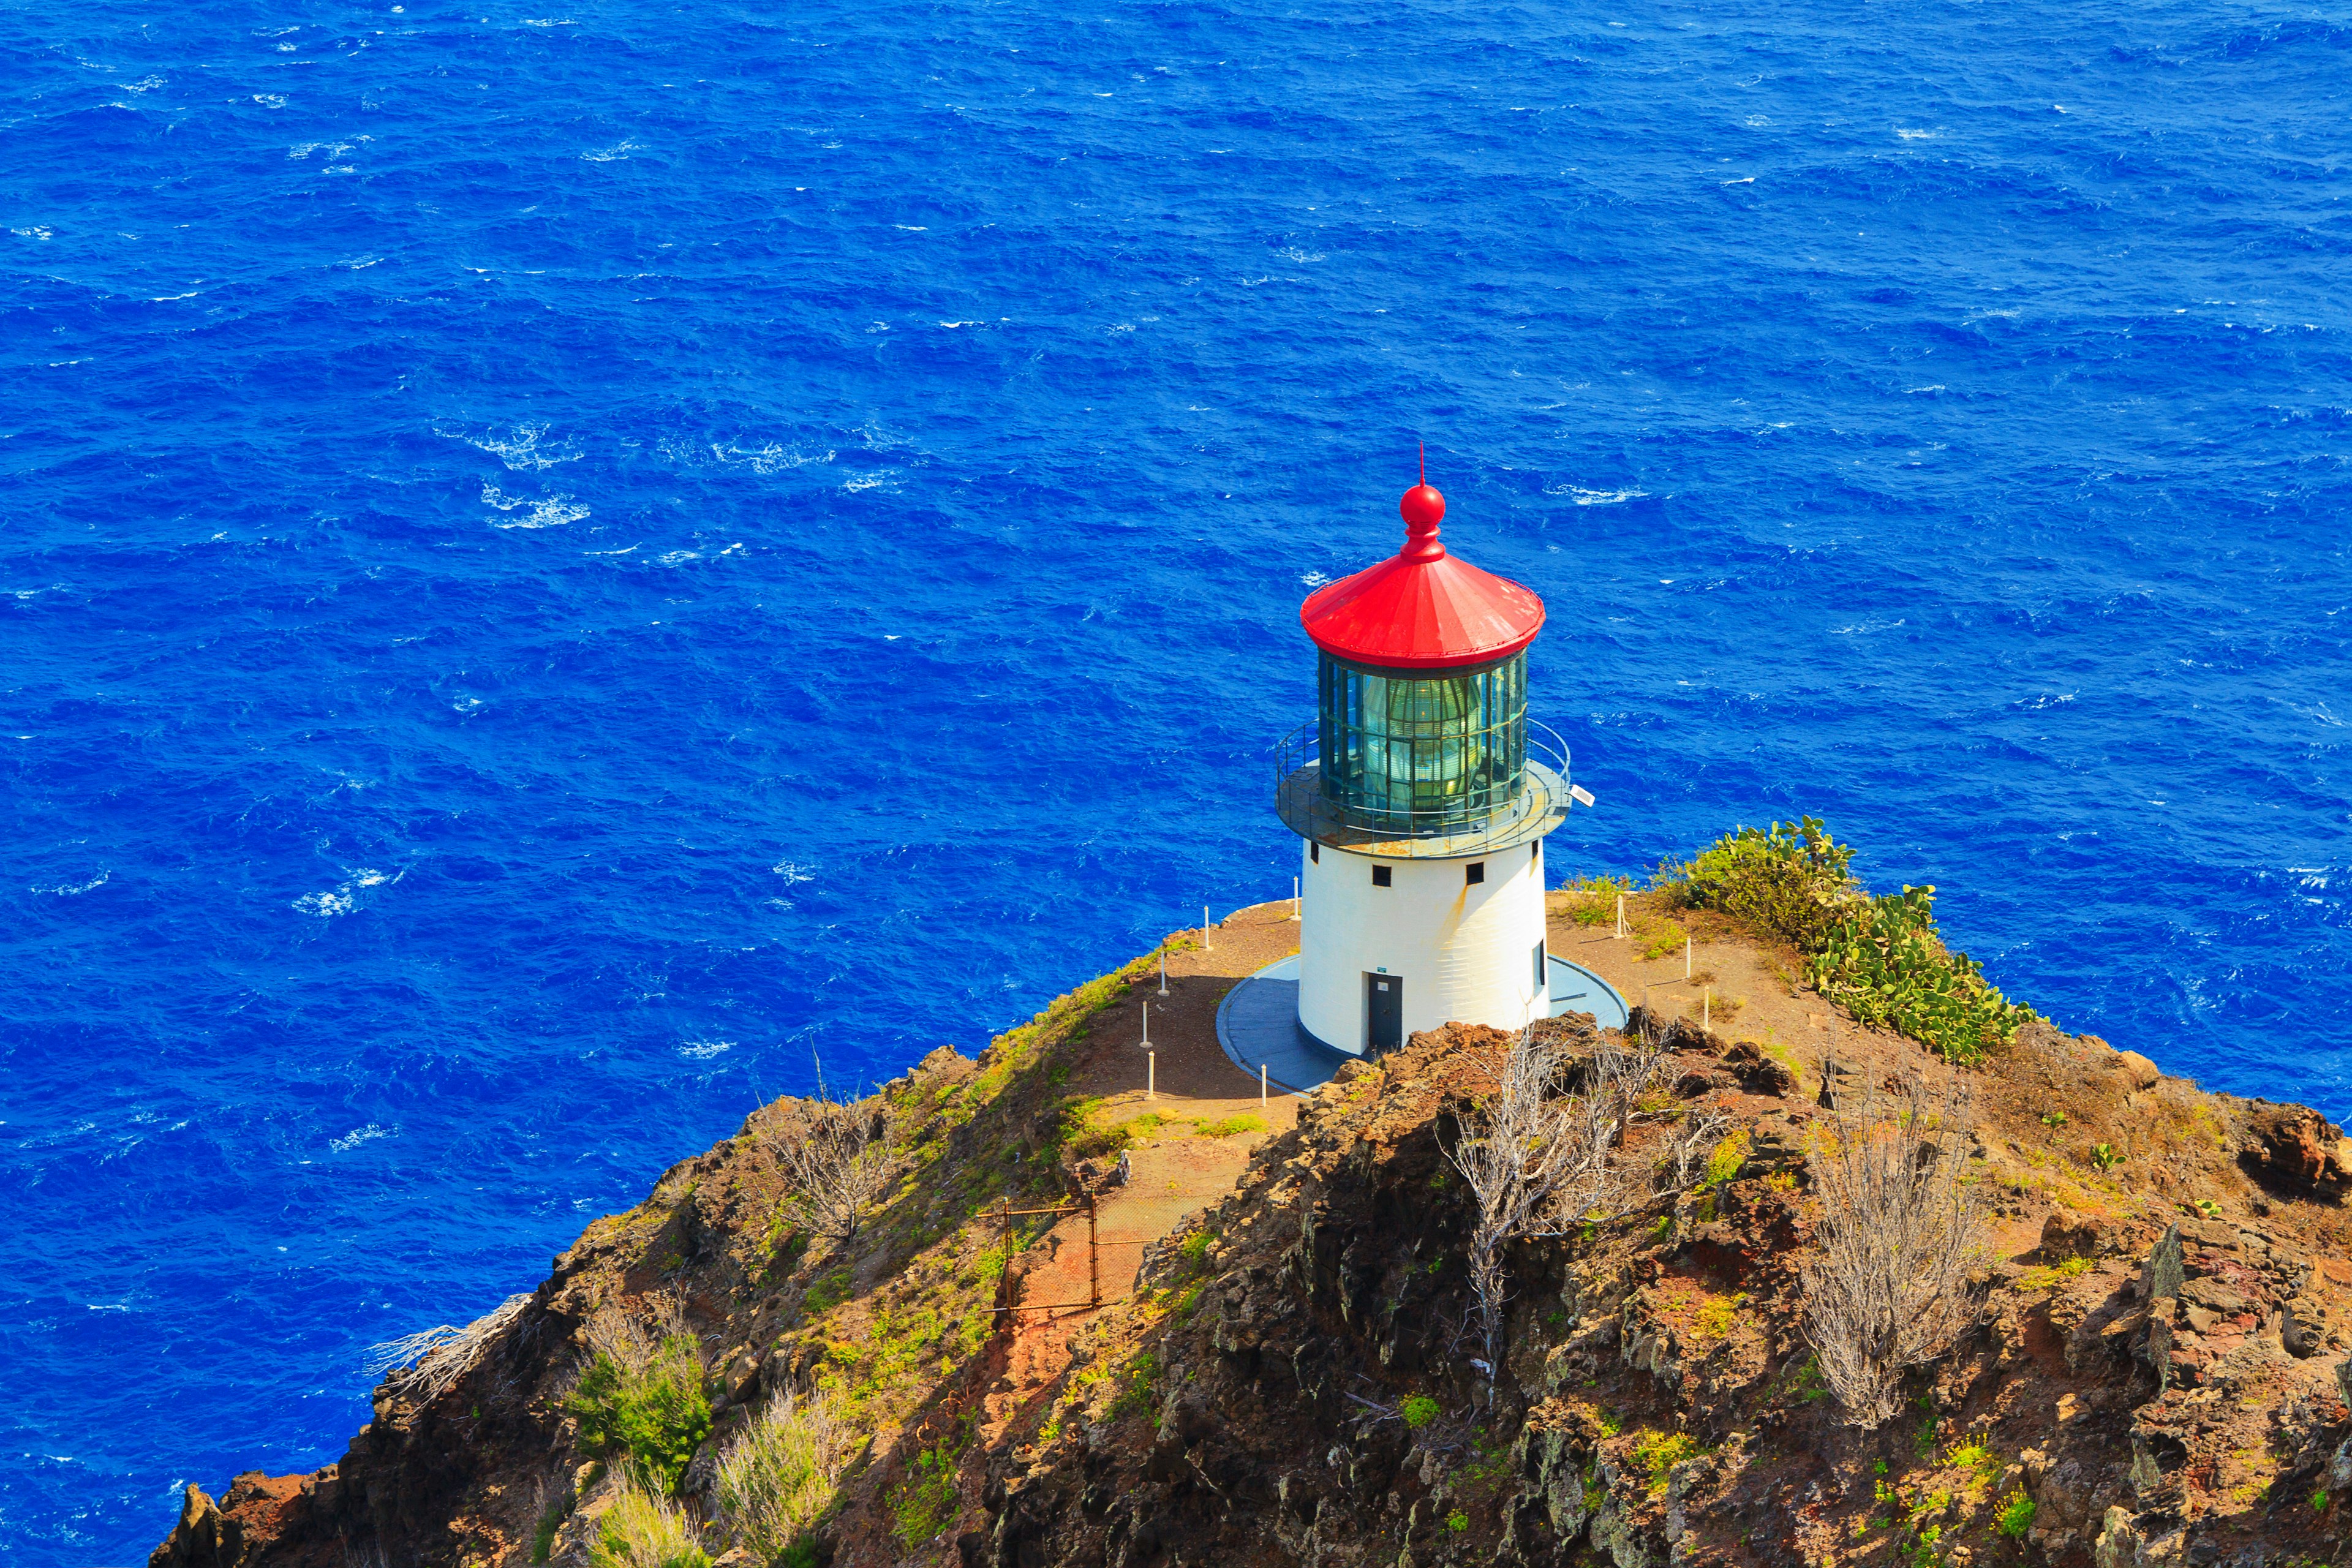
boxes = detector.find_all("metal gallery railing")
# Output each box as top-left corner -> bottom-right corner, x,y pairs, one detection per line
1272,717 -> 1571,842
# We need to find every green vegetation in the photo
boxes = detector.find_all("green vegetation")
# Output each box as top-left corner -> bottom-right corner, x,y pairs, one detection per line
1177,1230 -> 1214,1272
1995,1489 -> 2036,1539
1945,1438 -> 2003,1487
1694,1291 -> 1748,1342
1194,1114 -> 1265,1139
1401,1393 -> 1439,1429
1111,1349 -> 1161,1421
1661,817 -> 2034,1065
715,1390 -> 848,1566
2017,1256 -> 2093,1292
1809,887 -> 2031,1067
1702,1131 -> 1750,1188
1637,916 -> 1689,962
889,1432 -> 967,1549
802,1270 -> 852,1316
1049,1096 -> 1134,1163
2090,1143 -> 2124,1172
589,1477 -> 709,1568
1561,875 -> 1632,926
567,1337 -> 711,1496
1632,1430 -> 1700,1495
529,1485 -> 570,1564
1446,1509 -> 1469,1532
1665,816 -> 1855,950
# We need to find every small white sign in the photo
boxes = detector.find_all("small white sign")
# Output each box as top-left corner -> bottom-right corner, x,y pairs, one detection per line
1569,785 -> 1596,808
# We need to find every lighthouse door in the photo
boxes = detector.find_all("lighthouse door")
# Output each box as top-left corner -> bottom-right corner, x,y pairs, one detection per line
1364,973 -> 1403,1056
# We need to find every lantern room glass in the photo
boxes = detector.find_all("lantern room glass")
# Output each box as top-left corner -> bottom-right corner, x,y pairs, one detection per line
1316,650 -> 1528,834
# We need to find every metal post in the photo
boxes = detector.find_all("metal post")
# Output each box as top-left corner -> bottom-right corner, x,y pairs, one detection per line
1261,1062 -> 1268,1108
1158,949 -> 1169,996
1203,904 -> 1211,951
1685,937 -> 1692,980
1703,989 -> 1711,1030
1087,1191 -> 1100,1308
1615,893 -> 1625,938
1293,876 -> 1300,920
1141,1000 -> 1149,1049
1147,1050 -> 1155,1101
998,1200 -> 1012,1314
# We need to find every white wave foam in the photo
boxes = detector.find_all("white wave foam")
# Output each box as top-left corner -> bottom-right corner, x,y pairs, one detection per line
522,17 -> 576,24
654,549 -> 700,565
331,1123 -> 394,1153
252,93 -> 287,108
294,867 -> 396,918
841,471 -> 898,492
678,1041 -> 734,1060
12,227 -> 55,240
482,484 -> 588,528
1830,617 -> 1906,636
1274,246 -> 1325,262
583,139 -> 643,162
36,871 -> 109,896
770,861 -> 816,883
1894,127 -> 1940,140
1301,570 -> 1330,587
445,422 -> 579,470
1544,485 -> 1648,506
288,141 -> 355,160
712,441 -> 830,473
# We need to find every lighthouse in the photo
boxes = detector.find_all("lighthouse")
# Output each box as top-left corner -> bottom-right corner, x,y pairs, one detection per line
1273,473 -> 1581,1057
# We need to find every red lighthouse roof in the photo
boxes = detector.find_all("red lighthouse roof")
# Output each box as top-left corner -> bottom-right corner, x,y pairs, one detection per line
1298,479 -> 1546,672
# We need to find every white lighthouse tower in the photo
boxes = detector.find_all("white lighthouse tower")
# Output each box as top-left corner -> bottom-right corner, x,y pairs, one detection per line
1273,472 -> 1578,1057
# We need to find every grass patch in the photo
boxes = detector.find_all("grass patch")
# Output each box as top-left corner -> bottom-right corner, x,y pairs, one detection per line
1693,1291 -> 1748,1343
1702,1131 -> 1750,1188
1110,1349 -> 1161,1421
715,1388 -> 850,1567
1559,875 -> 1632,926
1401,1393 -> 1439,1429
1632,1430 -> 1701,1496
589,1474 -> 710,1568
1994,1489 -> 2035,1539
1195,1114 -> 1265,1139
888,1430 -> 968,1550
2016,1256 -> 2093,1292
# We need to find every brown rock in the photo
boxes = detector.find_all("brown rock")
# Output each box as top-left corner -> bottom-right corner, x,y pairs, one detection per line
2113,1050 -> 2162,1090
2238,1105 -> 2352,1202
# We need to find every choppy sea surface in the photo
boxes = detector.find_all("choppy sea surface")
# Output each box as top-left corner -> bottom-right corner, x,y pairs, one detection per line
4,0 -> 2348,1556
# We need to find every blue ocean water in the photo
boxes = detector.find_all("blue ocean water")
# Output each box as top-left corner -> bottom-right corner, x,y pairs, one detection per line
3,0 -> 2347,1556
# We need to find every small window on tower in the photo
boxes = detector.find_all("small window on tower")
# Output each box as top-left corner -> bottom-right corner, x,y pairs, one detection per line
1372,865 -> 1392,888
1466,862 -> 1485,886
1310,842 -> 1319,864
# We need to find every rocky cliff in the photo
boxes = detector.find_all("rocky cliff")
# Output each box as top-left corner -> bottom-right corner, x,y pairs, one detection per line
150,910 -> 2352,1568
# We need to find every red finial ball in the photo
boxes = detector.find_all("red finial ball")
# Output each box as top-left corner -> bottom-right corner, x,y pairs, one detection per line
1401,484 -> 1446,527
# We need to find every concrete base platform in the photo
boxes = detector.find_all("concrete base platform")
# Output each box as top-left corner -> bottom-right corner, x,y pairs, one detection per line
1214,953 -> 1630,1093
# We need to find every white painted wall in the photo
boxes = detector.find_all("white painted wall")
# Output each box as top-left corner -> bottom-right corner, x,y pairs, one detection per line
1295,835 -> 1551,1055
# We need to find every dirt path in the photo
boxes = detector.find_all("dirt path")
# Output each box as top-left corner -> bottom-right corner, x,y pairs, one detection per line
979,900 -> 1301,1447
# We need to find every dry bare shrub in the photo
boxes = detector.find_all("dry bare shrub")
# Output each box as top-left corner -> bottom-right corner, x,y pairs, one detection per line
366,1292 -> 530,1403
714,1384 -> 853,1562
1449,1030 -> 1675,1385
770,1065 -> 895,1243
1801,1079 -> 1985,1428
